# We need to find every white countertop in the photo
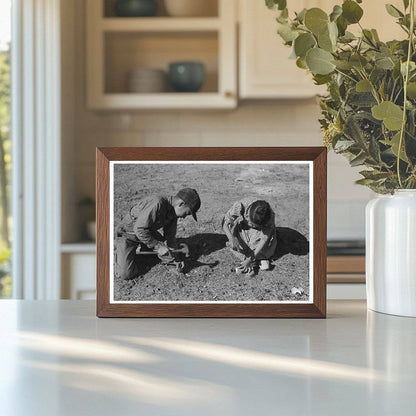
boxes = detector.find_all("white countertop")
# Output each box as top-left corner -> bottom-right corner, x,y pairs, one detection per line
0,300 -> 415,415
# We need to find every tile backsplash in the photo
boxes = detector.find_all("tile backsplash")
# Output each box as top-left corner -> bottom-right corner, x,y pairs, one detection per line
71,100 -> 373,242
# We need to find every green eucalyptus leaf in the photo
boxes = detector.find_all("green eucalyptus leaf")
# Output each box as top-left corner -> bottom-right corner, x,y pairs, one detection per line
382,132 -> 409,162
375,56 -> 396,70
306,48 -> 335,75
363,29 -> 374,44
372,101 -> 404,130
349,92 -> 377,107
295,8 -> 307,22
304,8 -> 329,35
336,15 -> 348,36
277,23 -> 299,42
356,178 -> 377,185
359,170 -> 391,180
401,61 -> 416,76
385,4 -> 404,18
371,29 -> 380,42
350,152 -> 368,167
313,74 -> 332,85
356,79 -> 372,92
318,31 -> 334,52
407,82 -> 416,99
296,57 -> 307,69
294,33 -> 315,57
370,67 -> 386,84
393,61 -> 402,78
369,136 -> 381,162
350,53 -> 368,69
266,0 -> 287,11
330,5 -> 343,22
328,21 -> 338,44
333,59 -> 353,70
339,31 -> 356,42
334,139 -> 355,152
342,0 -> 363,24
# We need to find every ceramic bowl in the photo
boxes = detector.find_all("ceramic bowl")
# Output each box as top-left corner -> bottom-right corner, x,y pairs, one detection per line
127,68 -> 167,93
114,0 -> 158,17
168,62 -> 205,93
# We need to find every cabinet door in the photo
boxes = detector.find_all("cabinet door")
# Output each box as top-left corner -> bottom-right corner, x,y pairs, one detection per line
239,0 -> 320,99
238,0 -> 404,99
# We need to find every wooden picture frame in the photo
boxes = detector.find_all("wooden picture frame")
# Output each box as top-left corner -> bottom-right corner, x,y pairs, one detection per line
96,147 -> 327,318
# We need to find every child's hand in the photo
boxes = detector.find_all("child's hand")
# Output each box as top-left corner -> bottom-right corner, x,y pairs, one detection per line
156,244 -> 170,257
227,238 -> 241,251
240,257 -> 253,269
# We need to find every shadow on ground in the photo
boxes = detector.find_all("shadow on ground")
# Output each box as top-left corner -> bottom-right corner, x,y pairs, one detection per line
178,233 -> 227,273
274,227 -> 309,259
130,228 -> 308,277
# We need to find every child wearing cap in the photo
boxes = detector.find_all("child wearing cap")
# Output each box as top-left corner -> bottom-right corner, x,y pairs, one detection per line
115,188 -> 201,280
222,198 -> 277,276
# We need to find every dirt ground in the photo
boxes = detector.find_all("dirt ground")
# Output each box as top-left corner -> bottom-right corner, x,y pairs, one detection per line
113,163 -> 310,302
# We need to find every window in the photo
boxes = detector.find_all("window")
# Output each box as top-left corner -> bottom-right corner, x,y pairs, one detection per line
0,0 -> 11,298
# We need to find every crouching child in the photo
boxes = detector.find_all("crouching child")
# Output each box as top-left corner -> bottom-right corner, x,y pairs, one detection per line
222,198 -> 277,276
115,188 -> 201,280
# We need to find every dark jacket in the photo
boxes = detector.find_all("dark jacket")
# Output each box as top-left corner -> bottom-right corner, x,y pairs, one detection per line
119,195 -> 177,248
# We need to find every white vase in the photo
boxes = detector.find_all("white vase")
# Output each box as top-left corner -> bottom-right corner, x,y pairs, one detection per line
366,190 -> 416,317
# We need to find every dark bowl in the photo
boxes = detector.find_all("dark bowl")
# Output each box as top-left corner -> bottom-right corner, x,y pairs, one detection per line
114,0 -> 158,17
168,62 -> 206,93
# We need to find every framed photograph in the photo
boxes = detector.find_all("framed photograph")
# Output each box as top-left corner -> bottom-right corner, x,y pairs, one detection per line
96,147 -> 327,318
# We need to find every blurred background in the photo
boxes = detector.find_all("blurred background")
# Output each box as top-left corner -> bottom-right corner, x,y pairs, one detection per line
1,0 -> 404,300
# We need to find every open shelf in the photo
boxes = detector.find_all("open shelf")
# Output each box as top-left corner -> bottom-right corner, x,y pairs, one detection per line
103,0 -> 219,18
104,31 -> 218,94
86,0 -> 237,109
101,17 -> 221,32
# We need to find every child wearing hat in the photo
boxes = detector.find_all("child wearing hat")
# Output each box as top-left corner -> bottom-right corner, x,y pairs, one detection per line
115,188 -> 201,280
222,198 -> 277,276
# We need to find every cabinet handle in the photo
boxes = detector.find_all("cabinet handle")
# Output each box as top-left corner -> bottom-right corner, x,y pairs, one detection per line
225,91 -> 234,98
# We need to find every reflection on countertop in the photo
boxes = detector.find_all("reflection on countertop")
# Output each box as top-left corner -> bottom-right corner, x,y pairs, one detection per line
0,300 -> 415,415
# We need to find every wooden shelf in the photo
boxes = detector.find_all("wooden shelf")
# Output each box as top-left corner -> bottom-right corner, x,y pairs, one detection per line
101,17 -> 221,32
327,256 -> 365,274
61,242 -> 96,253
89,92 -> 235,110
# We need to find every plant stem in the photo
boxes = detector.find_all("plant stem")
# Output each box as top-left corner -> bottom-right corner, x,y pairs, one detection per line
334,68 -> 357,83
397,0 -> 415,188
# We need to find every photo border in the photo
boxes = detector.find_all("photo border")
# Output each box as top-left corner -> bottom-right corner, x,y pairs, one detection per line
97,147 -> 327,317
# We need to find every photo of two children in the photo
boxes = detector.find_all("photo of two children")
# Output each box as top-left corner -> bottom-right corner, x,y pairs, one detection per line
112,162 -> 310,302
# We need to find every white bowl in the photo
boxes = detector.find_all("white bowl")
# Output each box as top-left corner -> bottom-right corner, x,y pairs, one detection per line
127,68 -> 167,93
164,0 -> 217,17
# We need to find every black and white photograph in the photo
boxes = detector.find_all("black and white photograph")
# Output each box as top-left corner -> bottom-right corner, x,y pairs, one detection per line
110,161 -> 312,303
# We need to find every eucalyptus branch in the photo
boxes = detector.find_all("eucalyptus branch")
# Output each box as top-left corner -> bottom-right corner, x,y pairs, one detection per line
397,0 -> 415,188
358,69 -> 381,104
334,68 -> 358,83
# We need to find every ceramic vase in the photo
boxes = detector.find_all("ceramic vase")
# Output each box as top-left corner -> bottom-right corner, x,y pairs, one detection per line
366,190 -> 416,317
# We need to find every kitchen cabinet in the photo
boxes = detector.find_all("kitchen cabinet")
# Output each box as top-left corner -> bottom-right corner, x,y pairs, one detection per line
238,0 -> 405,99
86,0 -> 237,109
239,0 -> 323,99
